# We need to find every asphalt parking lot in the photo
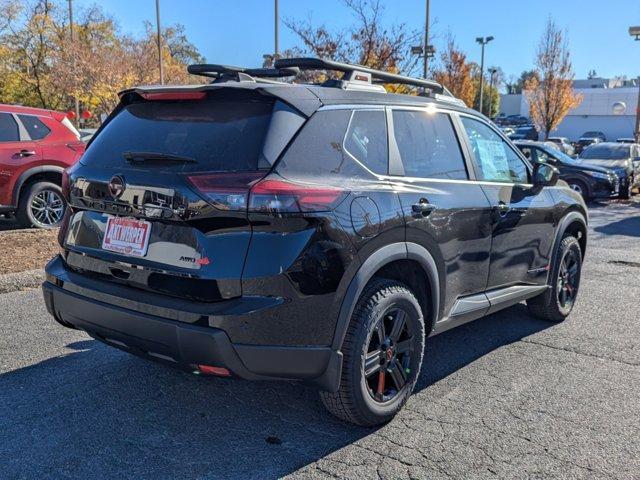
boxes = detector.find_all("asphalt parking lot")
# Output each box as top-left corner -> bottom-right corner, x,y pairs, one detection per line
1,199 -> 639,480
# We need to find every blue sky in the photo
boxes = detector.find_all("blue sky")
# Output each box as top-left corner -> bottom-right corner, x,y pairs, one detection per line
75,0 -> 640,80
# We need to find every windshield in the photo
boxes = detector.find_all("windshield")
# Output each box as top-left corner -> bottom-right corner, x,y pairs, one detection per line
540,146 -> 582,165
580,144 -> 630,160
582,131 -> 602,138
515,127 -> 533,134
82,91 -> 274,172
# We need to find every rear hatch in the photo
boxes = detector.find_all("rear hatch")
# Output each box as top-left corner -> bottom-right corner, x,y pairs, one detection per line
62,87 -> 303,302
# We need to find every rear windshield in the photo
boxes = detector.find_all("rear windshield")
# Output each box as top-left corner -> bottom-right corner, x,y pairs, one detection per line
580,144 -> 630,160
82,91 -> 274,172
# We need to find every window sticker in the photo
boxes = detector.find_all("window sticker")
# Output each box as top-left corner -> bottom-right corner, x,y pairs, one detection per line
475,139 -> 511,181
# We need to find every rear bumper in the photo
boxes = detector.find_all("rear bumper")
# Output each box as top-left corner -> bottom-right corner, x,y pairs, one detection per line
43,256 -> 342,391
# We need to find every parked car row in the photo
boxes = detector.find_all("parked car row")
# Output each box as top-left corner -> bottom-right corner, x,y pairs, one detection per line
515,140 -> 640,200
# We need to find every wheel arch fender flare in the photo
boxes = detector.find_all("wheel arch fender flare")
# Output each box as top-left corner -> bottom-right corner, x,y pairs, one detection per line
12,165 -> 65,205
552,209 -> 588,266
330,242 -> 440,352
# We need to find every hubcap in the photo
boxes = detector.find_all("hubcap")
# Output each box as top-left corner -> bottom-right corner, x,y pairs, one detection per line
557,249 -> 579,309
363,307 -> 415,403
30,190 -> 64,226
570,183 -> 583,195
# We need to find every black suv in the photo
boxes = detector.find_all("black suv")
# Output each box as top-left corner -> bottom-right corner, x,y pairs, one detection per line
42,59 -> 588,426
515,140 -> 619,199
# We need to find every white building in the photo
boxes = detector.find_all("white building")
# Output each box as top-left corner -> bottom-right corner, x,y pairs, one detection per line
499,80 -> 639,141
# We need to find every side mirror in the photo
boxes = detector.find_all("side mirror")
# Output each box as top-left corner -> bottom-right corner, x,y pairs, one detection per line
532,161 -> 559,187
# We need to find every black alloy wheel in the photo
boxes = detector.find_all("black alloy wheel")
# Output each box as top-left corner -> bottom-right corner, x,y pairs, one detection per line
363,307 -> 417,403
320,279 -> 425,426
557,246 -> 580,312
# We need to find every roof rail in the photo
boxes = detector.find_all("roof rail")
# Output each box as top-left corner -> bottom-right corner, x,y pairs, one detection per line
274,57 -> 445,95
187,64 -> 299,83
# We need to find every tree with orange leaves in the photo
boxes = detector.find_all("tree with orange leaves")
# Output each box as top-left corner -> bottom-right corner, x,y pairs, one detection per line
525,19 -> 582,139
432,37 -> 476,108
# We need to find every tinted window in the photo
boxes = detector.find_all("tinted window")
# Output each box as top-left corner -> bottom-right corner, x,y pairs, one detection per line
18,114 -> 50,140
392,111 -> 467,180
580,144 -> 630,160
344,110 -> 388,175
0,113 -> 19,142
277,110 -> 370,180
82,91 -> 274,172
461,116 -> 529,183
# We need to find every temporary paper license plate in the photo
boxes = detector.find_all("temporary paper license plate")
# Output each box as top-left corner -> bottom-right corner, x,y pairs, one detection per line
102,216 -> 152,257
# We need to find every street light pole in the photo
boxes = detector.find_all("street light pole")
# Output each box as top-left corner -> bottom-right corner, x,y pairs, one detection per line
155,0 -> 164,85
475,36 -> 494,115
630,27 -> 640,142
274,0 -> 279,58
423,0 -> 430,78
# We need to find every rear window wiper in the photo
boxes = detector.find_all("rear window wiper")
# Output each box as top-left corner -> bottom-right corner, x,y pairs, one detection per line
123,151 -> 197,164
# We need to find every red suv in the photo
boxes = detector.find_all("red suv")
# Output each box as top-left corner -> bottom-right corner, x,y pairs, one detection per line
0,104 -> 85,228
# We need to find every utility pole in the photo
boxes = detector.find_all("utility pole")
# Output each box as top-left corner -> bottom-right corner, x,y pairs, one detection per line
155,0 -> 164,84
475,36 -> 494,115
423,0 -> 430,78
274,0 -> 279,58
68,0 -> 80,126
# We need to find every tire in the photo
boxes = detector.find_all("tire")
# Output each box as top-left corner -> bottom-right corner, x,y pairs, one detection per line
527,235 -> 582,322
567,180 -> 589,200
320,278 -> 425,426
16,181 -> 66,229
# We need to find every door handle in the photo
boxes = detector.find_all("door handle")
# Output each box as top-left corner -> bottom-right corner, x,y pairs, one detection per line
411,199 -> 436,217
494,201 -> 510,217
17,150 -> 36,157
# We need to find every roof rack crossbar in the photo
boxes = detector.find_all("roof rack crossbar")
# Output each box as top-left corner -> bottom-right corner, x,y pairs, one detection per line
274,57 -> 445,94
187,64 -> 299,82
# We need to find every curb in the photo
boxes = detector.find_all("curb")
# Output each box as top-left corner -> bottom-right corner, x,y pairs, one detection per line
0,269 -> 45,295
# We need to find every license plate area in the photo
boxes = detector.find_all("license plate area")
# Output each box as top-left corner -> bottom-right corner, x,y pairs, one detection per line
102,215 -> 152,257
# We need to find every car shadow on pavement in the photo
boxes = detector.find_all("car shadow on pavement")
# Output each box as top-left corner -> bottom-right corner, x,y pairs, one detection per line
593,216 -> 640,237
0,304 -> 552,480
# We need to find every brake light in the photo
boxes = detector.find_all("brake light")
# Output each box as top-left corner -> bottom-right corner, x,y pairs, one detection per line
141,91 -> 206,101
186,172 -> 264,211
248,178 -> 345,213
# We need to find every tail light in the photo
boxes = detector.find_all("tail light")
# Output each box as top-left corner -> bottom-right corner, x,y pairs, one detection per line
249,178 -> 345,213
186,172 -> 264,211
186,173 -> 345,213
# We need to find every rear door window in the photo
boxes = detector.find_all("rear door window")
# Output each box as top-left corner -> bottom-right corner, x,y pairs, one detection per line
0,113 -> 19,142
276,110 -> 378,180
17,114 -> 51,140
392,110 -> 468,180
82,91 -> 274,172
344,110 -> 388,175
